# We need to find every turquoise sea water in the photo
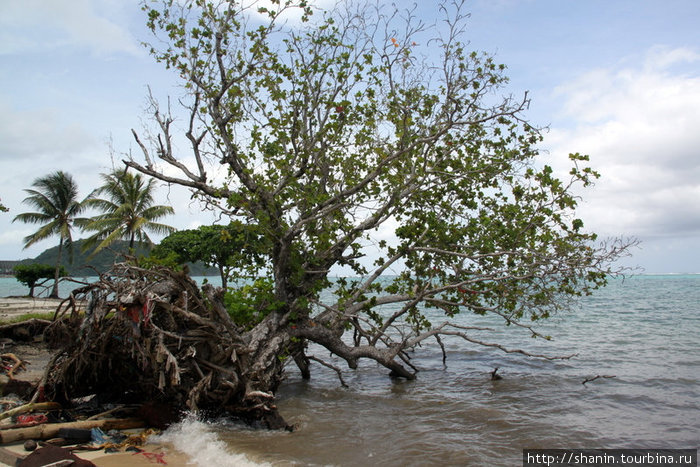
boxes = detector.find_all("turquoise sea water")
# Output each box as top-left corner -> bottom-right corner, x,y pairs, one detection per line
0,275 -> 220,298
3,275 -> 699,465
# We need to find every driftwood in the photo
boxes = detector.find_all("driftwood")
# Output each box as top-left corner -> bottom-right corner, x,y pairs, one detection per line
41,263 -> 291,429
0,353 -> 25,379
0,402 -> 61,421
0,418 -> 145,444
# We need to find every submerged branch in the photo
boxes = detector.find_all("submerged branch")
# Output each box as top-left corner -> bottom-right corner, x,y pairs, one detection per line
307,355 -> 348,388
582,374 -> 616,385
435,329 -> 577,361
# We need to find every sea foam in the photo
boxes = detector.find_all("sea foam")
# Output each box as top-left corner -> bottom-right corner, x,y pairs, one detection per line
154,414 -> 271,467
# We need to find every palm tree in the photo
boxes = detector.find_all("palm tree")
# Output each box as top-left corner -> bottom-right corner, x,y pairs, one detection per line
81,168 -> 175,254
13,171 -> 86,298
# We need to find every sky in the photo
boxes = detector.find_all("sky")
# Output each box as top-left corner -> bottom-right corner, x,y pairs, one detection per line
0,0 -> 699,273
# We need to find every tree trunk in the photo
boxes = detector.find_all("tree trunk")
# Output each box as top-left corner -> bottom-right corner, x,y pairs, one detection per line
50,239 -> 63,298
218,265 -> 227,290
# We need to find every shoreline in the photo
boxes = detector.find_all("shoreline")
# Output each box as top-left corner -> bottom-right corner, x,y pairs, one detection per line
0,297 -> 83,321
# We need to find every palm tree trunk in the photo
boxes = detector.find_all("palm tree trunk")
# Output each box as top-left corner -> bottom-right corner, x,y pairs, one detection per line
51,238 -> 63,298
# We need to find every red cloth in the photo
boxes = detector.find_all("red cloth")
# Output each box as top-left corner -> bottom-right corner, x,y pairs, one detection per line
15,414 -> 49,426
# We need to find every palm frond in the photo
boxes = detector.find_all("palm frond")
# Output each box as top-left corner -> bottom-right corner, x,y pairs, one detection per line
79,168 -> 175,253
13,171 -> 84,251
13,211 -> 53,225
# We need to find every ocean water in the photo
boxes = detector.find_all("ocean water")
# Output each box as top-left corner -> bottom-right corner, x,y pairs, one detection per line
2,275 -> 699,465
0,275 -> 99,298
176,275 -> 700,466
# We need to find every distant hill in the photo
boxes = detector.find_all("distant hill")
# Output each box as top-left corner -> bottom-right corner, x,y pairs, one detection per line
19,239 -> 218,277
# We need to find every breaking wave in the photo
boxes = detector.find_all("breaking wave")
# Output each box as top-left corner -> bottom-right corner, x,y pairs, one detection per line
155,413 -> 271,467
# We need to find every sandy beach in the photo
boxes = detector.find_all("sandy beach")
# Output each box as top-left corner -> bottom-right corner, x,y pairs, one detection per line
0,441 -> 192,467
0,297 -> 82,322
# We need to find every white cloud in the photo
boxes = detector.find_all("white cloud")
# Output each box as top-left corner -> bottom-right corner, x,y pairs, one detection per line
643,45 -> 700,72
0,0 -> 141,56
0,97 -> 107,259
0,101 -> 96,160
545,46 -> 700,240
0,227 -> 31,248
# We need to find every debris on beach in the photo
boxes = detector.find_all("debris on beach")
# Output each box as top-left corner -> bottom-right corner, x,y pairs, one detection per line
15,443 -> 97,467
0,261 -> 293,465
0,288 -> 163,465
0,397 -> 152,466
0,353 -> 25,380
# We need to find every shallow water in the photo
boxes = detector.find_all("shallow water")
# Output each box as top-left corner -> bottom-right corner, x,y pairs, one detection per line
185,275 -> 700,466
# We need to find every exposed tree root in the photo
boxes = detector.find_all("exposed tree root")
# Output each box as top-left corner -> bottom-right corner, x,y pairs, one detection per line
41,264 -> 291,430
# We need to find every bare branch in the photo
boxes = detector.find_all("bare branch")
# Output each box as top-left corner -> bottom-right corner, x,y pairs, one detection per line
307,355 -> 348,387
582,375 -> 616,385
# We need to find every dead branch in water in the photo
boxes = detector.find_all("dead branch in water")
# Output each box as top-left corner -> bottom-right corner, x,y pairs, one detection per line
582,375 -> 616,385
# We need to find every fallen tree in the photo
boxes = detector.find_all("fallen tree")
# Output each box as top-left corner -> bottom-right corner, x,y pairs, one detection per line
40,0 -> 636,428
43,264 -> 291,429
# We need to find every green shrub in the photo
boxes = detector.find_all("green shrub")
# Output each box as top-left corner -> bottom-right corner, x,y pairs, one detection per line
13,263 -> 66,297
223,278 -> 282,330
